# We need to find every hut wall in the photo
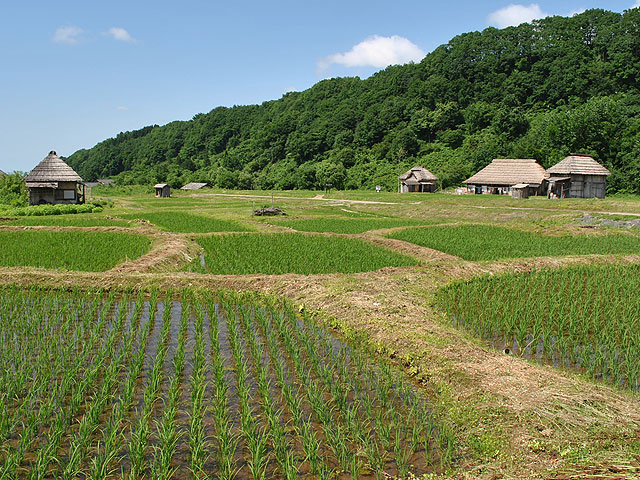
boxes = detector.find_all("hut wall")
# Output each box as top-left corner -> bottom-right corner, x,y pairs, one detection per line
29,188 -> 55,205
568,175 -> 607,199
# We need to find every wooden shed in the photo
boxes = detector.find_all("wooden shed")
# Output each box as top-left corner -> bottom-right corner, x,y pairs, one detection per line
180,182 -> 209,190
547,154 -> 611,199
399,166 -> 437,193
24,151 -> 85,205
464,159 -> 548,197
154,183 -> 170,197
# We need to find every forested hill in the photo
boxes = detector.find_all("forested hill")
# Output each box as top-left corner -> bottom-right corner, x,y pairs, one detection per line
67,8 -> 640,193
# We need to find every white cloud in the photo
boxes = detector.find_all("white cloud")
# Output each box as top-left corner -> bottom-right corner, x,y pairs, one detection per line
282,86 -> 297,94
487,4 -> 549,28
569,8 -> 586,16
53,26 -> 84,44
319,35 -> 425,70
115,106 -> 129,111
634,1 -> 640,8
107,27 -> 135,43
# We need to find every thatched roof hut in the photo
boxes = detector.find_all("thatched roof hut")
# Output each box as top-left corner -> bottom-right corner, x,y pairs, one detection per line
399,166 -> 437,193
24,151 -> 85,205
25,151 -> 82,184
181,182 -> 209,190
547,154 -> 611,176
465,158 -> 548,196
547,154 -> 610,198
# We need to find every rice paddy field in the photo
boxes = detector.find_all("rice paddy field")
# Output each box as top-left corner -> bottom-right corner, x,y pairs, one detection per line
120,212 -> 252,233
191,233 -> 418,274
0,230 -> 150,271
1,189 -> 640,479
388,224 -> 640,260
263,217 -> 440,234
436,265 -> 640,391
0,288 -> 452,479
0,215 -> 132,227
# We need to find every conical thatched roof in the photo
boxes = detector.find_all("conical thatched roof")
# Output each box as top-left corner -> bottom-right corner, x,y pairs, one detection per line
465,159 -> 548,186
547,154 -> 611,176
399,166 -> 437,183
24,151 -> 82,183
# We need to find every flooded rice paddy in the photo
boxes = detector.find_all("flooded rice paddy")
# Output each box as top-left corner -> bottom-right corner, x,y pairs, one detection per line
0,287 -> 453,479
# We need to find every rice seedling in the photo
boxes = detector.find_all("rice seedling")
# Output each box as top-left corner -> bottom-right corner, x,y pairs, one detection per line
388,224 -> 640,260
437,264 -> 640,391
193,233 -> 418,274
0,231 -> 150,271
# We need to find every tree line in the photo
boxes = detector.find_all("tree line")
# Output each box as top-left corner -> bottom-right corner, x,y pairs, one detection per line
67,8 -> 640,193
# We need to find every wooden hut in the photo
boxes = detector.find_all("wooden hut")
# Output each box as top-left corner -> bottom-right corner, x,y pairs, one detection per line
464,159 -> 548,197
154,183 -> 170,197
24,151 -> 85,205
180,182 -> 209,190
547,154 -> 610,199
399,166 -> 437,193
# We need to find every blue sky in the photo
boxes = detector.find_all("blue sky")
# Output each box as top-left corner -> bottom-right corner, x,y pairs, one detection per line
1,1 -> 639,173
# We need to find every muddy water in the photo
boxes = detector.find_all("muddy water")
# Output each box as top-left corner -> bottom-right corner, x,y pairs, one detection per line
1,294 -> 445,479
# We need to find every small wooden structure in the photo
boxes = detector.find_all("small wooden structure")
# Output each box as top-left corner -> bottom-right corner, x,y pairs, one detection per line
399,166 -> 437,193
154,183 -> 170,197
547,154 -> 611,199
180,182 -> 209,190
464,159 -> 548,197
24,151 -> 85,205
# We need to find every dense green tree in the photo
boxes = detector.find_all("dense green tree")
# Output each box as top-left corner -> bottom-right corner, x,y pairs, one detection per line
0,172 -> 28,207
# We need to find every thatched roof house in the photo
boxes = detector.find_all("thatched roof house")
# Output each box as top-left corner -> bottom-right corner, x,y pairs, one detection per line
181,182 -> 209,190
24,151 -> 85,205
465,158 -> 548,196
399,166 -> 438,193
547,154 -> 610,198
154,183 -> 170,197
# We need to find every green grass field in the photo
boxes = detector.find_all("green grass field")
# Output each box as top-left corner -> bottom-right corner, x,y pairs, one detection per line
388,224 -> 640,260
0,231 -> 150,271
436,265 -> 640,390
121,211 -> 252,233
264,217 -> 441,234
191,233 -> 418,274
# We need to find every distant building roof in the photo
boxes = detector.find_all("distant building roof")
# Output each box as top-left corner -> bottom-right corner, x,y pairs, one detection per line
547,154 -> 611,176
96,178 -> 115,185
24,151 -> 83,183
399,166 -> 437,183
181,182 -> 209,190
0,169 -> 6,176
465,159 -> 548,186
154,183 -> 168,188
